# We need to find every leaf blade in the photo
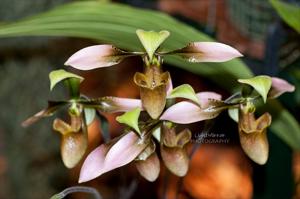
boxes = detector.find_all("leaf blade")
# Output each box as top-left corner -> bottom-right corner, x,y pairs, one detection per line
270,0 -> 300,33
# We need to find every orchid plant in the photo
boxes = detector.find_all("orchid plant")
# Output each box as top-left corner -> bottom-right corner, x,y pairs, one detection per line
23,29 -> 295,184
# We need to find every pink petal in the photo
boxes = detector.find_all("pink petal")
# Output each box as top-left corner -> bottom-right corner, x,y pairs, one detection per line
160,101 -> 214,124
196,92 -> 222,107
79,144 -> 109,183
65,45 -> 126,70
104,131 -> 147,171
268,77 -> 295,98
184,42 -> 243,62
166,77 -> 173,96
112,97 -> 143,112
79,132 -> 146,183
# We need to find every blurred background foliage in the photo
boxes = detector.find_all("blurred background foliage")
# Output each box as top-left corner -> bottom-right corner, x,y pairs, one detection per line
0,0 -> 299,199
0,1 -> 71,198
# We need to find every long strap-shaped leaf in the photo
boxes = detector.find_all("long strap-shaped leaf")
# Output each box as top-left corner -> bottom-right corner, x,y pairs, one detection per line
0,1 -> 252,87
0,1 -> 299,150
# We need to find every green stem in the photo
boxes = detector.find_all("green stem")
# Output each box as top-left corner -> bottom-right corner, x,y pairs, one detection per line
140,120 -> 161,141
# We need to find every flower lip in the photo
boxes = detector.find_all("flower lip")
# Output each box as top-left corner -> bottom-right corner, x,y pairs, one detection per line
134,70 -> 170,119
238,110 -> 271,165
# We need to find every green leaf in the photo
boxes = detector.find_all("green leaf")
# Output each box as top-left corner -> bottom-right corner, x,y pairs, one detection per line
0,1 -> 253,91
167,84 -> 199,105
136,29 -> 170,61
116,107 -> 141,134
263,100 -> 300,150
49,69 -> 84,91
84,108 -> 96,125
270,0 -> 300,33
238,75 -> 272,103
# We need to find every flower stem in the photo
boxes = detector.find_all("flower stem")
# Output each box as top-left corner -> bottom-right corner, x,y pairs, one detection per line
50,186 -> 102,199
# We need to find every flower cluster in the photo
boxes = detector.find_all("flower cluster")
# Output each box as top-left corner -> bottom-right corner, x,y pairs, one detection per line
23,30 -> 295,183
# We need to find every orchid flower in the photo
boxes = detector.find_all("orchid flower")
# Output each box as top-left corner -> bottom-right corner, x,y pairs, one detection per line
227,76 -> 295,164
78,107 -> 152,183
78,81 -> 226,183
22,70 -> 91,168
22,69 -> 144,168
65,30 -> 242,70
65,29 -> 242,119
161,75 -> 294,165
22,28 -> 296,186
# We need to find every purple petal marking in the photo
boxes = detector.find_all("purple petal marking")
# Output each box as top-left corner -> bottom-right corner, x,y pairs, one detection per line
196,92 -> 222,107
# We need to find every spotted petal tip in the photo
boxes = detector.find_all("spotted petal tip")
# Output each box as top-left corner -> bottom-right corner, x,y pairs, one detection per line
173,42 -> 243,63
65,45 -> 127,70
